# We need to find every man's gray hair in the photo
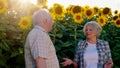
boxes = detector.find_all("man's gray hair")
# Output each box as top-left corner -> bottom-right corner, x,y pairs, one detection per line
32,8 -> 51,26
83,21 -> 102,37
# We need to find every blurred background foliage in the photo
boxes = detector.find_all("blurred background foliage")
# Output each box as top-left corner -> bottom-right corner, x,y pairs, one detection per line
0,0 -> 120,68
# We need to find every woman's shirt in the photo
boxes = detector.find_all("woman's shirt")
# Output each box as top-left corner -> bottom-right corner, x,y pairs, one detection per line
84,42 -> 98,68
73,39 -> 112,68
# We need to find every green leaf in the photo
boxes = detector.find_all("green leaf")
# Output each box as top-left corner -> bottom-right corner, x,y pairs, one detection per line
10,51 -> 19,58
56,33 -> 63,38
62,41 -> 72,47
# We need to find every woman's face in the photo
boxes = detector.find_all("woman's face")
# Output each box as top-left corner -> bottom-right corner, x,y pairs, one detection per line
85,25 -> 97,39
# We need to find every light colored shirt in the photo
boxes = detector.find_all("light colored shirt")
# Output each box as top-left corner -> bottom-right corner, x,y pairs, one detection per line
24,26 -> 59,68
74,39 -> 112,68
84,42 -> 98,68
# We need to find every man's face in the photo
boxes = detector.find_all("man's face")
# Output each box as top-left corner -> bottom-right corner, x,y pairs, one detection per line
47,17 -> 53,32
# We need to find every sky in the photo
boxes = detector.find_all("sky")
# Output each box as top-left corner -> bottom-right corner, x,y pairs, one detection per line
47,0 -> 120,11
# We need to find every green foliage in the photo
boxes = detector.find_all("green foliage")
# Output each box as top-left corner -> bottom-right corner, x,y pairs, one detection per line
0,12 -> 120,68
1,12 -> 120,68
49,14 -> 120,68
0,4 -> 120,68
0,11 -> 29,68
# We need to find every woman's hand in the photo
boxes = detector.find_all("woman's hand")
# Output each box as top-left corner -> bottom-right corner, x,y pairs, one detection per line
104,60 -> 113,68
61,58 -> 73,66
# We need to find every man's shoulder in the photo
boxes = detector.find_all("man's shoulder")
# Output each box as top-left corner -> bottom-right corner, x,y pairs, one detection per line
30,28 -> 44,34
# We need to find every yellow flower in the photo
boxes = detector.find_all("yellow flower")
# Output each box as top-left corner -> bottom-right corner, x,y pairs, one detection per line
119,13 -> 120,17
102,7 -> 111,16
49,8 -> 57,21
114,10 -> 118,15
18,16 -> 32,29
66,5 -> 73,14
97,15 -> 106,27
71,5 -> 82,15
83,5 -> 90,9
84,8 -> 94,19
52,3 -> 66,20
112,15 -> 118,22
93,6 -> 99,15
114,18 -> 120,28
73,13 -> 83,24
0,0 -> 8,14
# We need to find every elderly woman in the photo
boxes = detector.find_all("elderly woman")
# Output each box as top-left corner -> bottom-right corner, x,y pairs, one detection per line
61,21 -> 113,68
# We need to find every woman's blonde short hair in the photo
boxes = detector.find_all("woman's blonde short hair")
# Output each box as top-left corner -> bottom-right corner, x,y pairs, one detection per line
83,21 -> 102,37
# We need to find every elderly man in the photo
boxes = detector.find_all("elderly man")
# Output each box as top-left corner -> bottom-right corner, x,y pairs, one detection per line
24,8 -> 59,68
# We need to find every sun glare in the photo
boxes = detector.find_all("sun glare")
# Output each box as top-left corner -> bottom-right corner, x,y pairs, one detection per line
18,0 -> 28,4
30,0 -> 37,5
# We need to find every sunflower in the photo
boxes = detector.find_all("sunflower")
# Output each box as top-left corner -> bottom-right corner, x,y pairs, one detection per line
93,6 -> 99,15
49,8 -> 55,21
97,15 -> 106,27
119,13 -> 120,17
0,0 -> 8,14
112,15 -> 118,22
73,13 -> 83,24
66,5 -> 73,14
83,5 -> 90,9
52,3 -> 66,20
84,8 -> 94,19
98,8 -> 103,16
114,18 -> 120,28
18,16 -> 32,29
71,5 -> 82,15
114,10 -> 118,15
102,7 -> 111,16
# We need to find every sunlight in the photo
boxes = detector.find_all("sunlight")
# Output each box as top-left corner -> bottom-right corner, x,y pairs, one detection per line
18,0 -> 28,4
29,0 -> 37,5
18,0 -> 37,5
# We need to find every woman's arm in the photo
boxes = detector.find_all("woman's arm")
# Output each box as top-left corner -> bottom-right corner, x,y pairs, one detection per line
104,41 -> 113,68
71,61 -> 78,68
104,60 -> 113,68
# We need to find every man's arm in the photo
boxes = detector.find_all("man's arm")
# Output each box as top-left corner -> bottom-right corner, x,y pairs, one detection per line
35,56 -> 47,68
61,58 -> 78,68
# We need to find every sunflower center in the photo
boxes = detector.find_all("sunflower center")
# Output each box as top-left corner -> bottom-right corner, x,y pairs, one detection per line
73,6 -> 81,14
23,20 -> 28,26
113,16 -> 118,21
55,6 -> 62,14
0,2 -> 4,9
114,10 -> 118,14
86,10 -> 92,16
94,7 -> 99,14
76,15 -> 81,20
103,7 -> 110,15
100,18 -> 104,23
116,20 -> 120,25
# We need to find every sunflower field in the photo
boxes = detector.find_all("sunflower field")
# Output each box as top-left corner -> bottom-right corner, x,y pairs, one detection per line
0,0 -> 120,68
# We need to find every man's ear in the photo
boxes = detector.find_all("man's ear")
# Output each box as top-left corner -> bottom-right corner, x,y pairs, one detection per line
43,18 -> 48,25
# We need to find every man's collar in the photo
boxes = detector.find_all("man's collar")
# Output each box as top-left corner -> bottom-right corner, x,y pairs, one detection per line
34,26 -> 46,32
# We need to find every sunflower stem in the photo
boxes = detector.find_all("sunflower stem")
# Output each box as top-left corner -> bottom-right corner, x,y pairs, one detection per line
74,24 -> 77,46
